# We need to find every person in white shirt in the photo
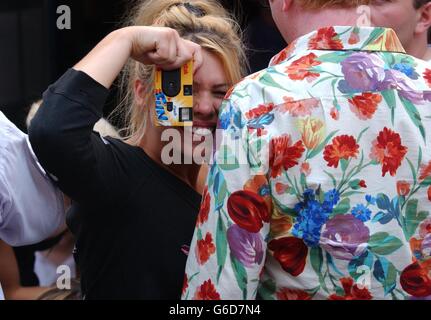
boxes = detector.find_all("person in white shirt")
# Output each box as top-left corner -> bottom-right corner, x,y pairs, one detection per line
0,111 -> 66,299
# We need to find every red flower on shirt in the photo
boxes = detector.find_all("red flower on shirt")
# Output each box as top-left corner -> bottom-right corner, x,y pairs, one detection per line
269,134 -> 305,178
276,288 -> 311,300
227,190 -> 270,233
275,182 -> 290,195
348,30 -> 360,45
301,162 -> 311,176
423,69 -> 431,87
400,260 -> 431,297
268,237 -> 308,277
279,97 -> 320,117
244,175 -> 273,214
196,233 -> 216,265
397,181 -> 411,197
419,160 -> 431,181
197,186 -> 210,226
323,135 -> 359,168
348,92 -> 382,120
329,277 -> 372,300
370,127 -> 408,177
308,27 -> 344,50
285,53 -> 322,82
428,186 -> 431,202
330,106 -> 340,120
271,40 -> 296,66
193,279 -> 221,300
245,103 -> 275,120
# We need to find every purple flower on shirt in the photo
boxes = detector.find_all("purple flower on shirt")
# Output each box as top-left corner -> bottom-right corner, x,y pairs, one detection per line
340,53 -> 424,104
423,91 -> 431,102
340,52 -> 386,92
422,234 -> 431,256
381,69 -> 424,104
227,224 -> 264,267
320,215 -> 370,261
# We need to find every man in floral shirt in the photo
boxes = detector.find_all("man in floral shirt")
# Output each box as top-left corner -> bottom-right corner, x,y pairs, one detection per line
183,0 -> 431,300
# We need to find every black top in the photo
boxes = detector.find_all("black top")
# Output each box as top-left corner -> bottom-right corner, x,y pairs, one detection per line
29,69 -> 202,299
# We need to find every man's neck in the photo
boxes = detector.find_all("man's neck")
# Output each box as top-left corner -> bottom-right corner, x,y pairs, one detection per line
423,47 -> 431,61
286,6 -> 362,43
405,34 -> 430,61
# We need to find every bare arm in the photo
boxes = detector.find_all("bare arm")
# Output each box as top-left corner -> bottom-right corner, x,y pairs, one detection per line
0,240 -> 52,300
74,26 -> 203,89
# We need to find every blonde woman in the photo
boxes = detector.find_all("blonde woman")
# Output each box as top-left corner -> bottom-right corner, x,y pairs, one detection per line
29,0 -> 246,299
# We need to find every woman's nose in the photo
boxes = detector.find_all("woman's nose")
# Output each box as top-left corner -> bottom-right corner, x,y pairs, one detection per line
194,94 -> 216,118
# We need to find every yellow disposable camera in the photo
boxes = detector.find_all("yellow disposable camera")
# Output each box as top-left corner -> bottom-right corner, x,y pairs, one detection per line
154,60 -> 193,127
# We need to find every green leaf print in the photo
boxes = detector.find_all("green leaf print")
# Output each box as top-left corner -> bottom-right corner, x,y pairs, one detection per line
218,145 -> 240,171
381,90 -> 396,125
404,199 -> 429,240
348,250 -> 374,281
216,214 -> 228,283
368,232 -> 403,255
213,171 -> 227,211
310,247 -> 323,275
360,28 -> 385,49
259,72 -> 288,91
420,177 -> 431,187
332,198 -> 351,216
257,279 -> 276,300
400,96 -> 426,142
231,254 -> 248,299
316,52 -> 351,63
373,256 -> 398,296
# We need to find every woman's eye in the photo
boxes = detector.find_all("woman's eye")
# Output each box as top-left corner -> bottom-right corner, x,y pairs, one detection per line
213,91 -> 227,98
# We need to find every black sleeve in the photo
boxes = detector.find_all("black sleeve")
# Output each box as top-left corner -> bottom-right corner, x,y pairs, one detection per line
28,68 -> 116,206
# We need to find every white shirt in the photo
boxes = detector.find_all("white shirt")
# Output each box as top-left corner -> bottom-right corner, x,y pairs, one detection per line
0,111 -> 65,247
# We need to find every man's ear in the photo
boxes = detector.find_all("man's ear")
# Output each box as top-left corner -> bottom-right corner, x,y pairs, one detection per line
416,3 -> 431,35
281,0 -> 293,12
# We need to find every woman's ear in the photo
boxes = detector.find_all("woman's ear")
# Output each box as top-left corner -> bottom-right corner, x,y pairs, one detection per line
416,3 -> 431,35
134,79 -> 146,108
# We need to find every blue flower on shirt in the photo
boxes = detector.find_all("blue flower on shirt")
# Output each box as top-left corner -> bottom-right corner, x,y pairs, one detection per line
351,204 -> 372,222
392,63 -> 418,80
366,194 -> 376,205
219,109 -> 232,130
292,188 -> 340,247
324,189 -> 340,207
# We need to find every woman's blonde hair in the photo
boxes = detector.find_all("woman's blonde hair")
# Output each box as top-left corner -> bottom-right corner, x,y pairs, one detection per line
115,0 -> 247,144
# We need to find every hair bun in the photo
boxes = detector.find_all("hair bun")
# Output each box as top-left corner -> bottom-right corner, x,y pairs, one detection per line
169,2 -> 206,17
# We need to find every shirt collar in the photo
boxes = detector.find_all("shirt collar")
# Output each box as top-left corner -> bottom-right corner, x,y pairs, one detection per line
270,26 -> 406,67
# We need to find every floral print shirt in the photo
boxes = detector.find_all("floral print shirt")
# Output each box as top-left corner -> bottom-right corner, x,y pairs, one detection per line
183,26 -> 431,300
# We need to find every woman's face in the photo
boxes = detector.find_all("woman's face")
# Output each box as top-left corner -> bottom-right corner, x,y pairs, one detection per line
149,49 -> 230,165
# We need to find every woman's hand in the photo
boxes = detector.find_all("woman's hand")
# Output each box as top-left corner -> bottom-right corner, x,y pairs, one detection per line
74,26 -> 203,89
129,26 -> 202,70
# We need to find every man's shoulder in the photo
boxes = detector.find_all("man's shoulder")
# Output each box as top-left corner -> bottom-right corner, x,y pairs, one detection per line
226,59 -> 320,116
